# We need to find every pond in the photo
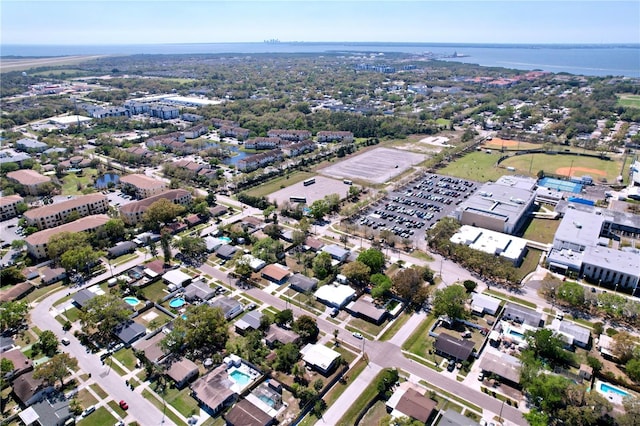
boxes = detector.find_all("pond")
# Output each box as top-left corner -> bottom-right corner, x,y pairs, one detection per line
95,173 -> 120,188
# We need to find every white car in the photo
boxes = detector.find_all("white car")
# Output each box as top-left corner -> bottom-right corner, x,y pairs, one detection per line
352,332 -> 363,340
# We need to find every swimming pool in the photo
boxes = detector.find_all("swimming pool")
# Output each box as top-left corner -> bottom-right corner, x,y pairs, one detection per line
169,298 -> 185,308
229,369 -> 251,386
220,236 -> 232,243
599,382 -> 630,397
124,297 -> 141,306
508,329 -> 525,339
258,394 -> 276,408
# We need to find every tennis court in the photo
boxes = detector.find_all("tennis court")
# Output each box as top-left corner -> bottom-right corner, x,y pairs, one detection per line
538,177 -> 582,194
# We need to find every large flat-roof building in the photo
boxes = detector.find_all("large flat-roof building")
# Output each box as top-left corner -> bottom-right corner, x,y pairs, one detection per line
449,225 -> 528,265
119,189 -> 191,225
25,214 -> 110,259
24,194 -> 108,230
119,174 -> 167,199
452,176 -> 536,235
552,209 -> 605,252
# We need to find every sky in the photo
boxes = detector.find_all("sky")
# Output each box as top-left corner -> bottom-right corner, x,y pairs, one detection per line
1,1 -> 639,45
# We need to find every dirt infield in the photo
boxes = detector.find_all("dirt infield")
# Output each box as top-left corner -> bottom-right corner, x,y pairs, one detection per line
267,175 -> 351,206
319,147 -> 425,184
487,138 -> 519,147
555,166 -> 606,176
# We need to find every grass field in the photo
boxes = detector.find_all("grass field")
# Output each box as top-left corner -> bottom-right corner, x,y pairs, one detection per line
244,170 -> 314,198
438,151 -> 504,182
522,217 -> 561,244
617,94 -> 640,109
76,406 -> 116,426
61,168 -> 99,195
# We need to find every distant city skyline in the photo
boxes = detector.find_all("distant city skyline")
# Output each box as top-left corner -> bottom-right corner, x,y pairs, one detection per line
1,1 -> 639,46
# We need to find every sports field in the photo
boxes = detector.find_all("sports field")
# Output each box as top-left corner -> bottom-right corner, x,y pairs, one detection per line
617,94 -> 640,109
482,138 -> 541,150
438,151 -> 624,183
319,147 -> 425,184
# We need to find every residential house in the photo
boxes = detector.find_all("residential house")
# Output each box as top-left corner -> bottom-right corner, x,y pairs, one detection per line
470,293 -> 502,316
300,343 -> 341,375
261,264 -> 290,284
240,254 -> 267,272
16,138 -> 48,153
235,310 -> 264,335
346,296 -> 388,325
119,189 -> 192,225
225,399 -> 275,426
20,393 -> 72,426
24,193 -> 108,230
265,325 -> 299,348
386,387 -> 437,425
40,266 -> 67,285
502,303 -> 542,327
191,364 -> 237,415
163,269 -> 192,288
113,321 -> 146,346
438,410 -> 481,426
12,371 -> 52,407
0,283 -> 34,303
434,333 -> 475,361
166,357 -> 199,389
184,280 -> 216,302
303,237 -> 324,252
107,241 -> 138,258
554,319 -> 591,348
288,273 -> 318,293
0,194 -> 24,220
119,174 -> 167,199
134,332 -> 168,364
479,350 -> 522,386
314,283 -> 356,308
322,245 -> 350,262
210,297 -> 244,320
216,244 -> 239,260
71,289 -> 97,309
25,215 -> 110,259
6,170 -> 52,195
209,205 -> 228,217
2,349 -> 33,380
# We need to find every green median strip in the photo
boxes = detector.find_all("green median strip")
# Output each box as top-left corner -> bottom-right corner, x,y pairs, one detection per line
485,289 -> 536,309
419,380 -> 482,413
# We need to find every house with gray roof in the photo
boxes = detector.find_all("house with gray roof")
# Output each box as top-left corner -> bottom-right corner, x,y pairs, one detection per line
235,310 -> 264,335
184,280 -> 216,302
345,296 -> 388,325
71,289 -> 97,309
322,244 -> 350,262
23,392 -> 72,426
16,138 -> 48,152
434,333 -> 475,361
502,303 -> 542,327
107,241 -> 137,258
216,244 -> 239,260
191,364 -> 236,415
113,321 -> 146,346
470,292 -> 502,316
166,357 -> 199,389
439,409 -> 481,426
210,297 -> 243,320
479,350 -> 522,385
555,320 -> 591,348
289,273 -> 318,293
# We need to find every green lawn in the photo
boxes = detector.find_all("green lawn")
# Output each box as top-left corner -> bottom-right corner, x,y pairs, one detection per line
140,280 -> 170,303
76,388 -> 98,408
359,400 -> 388,425
345,317 -> 387,339
61,306 -> 81,322
438,151 -> 505,182
151,383 -> 200,418
135,308 -> 171,330
336,370 -> 385,426
142,389 -> 188,426
522,217 -> 561,244
501,153 -> 622,183
89,383 -> 108,399
379,312 -> 411,341
243,170 -> 315,198
515,248 -> 543,281
401,316 -> 436,357
113,348 -> 138,370
61,168 -> 99,195
107,400 -> 128,419
485,289 -> 537,309
76,406 -> 116,426
617,93 -> 640,109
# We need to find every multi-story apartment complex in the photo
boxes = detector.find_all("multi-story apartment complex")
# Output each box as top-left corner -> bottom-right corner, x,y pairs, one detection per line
119,174 -> 167,199
236,150 -> 283,172
24,194 -> 109,230
267,129 -> 312,142
281,140 -> 316,157
25,215 -> 110,259
0,194 -> 24,220
119,189 -> 192,225
316,131 -> 354,143
6,170 -> 52,195
149,105 -> 180,120
244,137 -> 282,150
219,126 -> 250,141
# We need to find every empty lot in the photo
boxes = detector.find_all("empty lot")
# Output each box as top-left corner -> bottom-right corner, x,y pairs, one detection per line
268,176 -> 351,206
319,147 -> 425,184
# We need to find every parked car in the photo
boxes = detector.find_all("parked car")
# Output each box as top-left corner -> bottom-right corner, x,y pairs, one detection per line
61,338 -> 70,346
119,400 -> 129,410
352,332 -> 363,340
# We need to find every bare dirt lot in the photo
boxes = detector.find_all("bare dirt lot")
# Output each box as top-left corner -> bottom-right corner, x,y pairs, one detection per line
267,175 -> 351,206
319,147 -> 425,184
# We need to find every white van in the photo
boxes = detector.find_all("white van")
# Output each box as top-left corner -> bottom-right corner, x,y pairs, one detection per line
82,405 -> 96,417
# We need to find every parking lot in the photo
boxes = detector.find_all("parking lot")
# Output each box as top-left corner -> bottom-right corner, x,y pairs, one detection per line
350,173 -> 479,247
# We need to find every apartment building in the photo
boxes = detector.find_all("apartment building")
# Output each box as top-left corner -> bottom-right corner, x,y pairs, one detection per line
15,138 -> 48,153
236,150 -> 283,172
119,189 -> 192,225
183,124 -> 208,139
219,126 -> 250,141
0,194 -> 24,220
24,194 -> 109,230
281,140 -> 316,157
149,105 -> 179,120
120,174 -> 167,199
25,215 -> 110,259
244,137 -> 282,150
316,131 -> 354,143
6,170 -> 52,195
267,129 -> 312,142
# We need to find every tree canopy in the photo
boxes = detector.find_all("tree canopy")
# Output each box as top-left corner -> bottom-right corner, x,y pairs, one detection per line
293,315 -> 319,344
357,248 -> 385,273
0,300 -> 29,331
252,237 -> 284,263
341,261 -> 371,287
432,284 -> 468,320
392,267 -> 430,308
162,304 -> 228,357
33,353 -> 78,388
142,198 -> 186,231
312,251 -> 333,280
79,293 -> 133,344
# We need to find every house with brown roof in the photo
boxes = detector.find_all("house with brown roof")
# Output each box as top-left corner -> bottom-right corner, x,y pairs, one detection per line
25,215 -> 110,259
346,296 -> 388,325
24,193 -> 108,230
12,371 -> 52,407
316,131 -> 354,143
0,194 -> 24,220
2,349 -> 33,380
479,350 -> 522,386
40,266 -> 67,285
237,150 -> 282,172
261,264 -> 290,284
303,237 -> 325,252
119,189 -> 191,225
386,387 -> 437,424
166,357 -> 199,389
209,205 -> 228,217
191,364 -> 237,415
265,325 -> 300,348
0,282 -> 34,303
119,174 -> 167,199
134,332 -> 168,364
225,399 -> 275,426
6,170 -> 52,195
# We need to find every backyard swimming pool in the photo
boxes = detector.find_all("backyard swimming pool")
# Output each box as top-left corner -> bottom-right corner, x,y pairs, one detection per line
599,382 -> 630,398
124,297 -> 141,306
229,369 -> 251,386
220,236 -> 232,243
169,298 -> 185,308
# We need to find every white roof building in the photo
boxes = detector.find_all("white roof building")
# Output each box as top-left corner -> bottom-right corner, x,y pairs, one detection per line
162,270 -> 192,287
449,225 -> 528,264
314,283 -> 356,308
470,293 -> 501,316
300,343 -> 341,374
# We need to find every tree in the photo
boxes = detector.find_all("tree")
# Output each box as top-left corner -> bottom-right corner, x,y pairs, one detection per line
393,268 -> 430,308
292,230 -> 306,247
36,330 -> 59,357
462,280 -> 477,293
0,266 -> 25,286
142,198 -> 186,231
525,328 -> 573,367
341,261 -> 370,287
47,232 -> 89,261
312,251 -> 333,280
371,273 -> 393,300
357,248 -> 385,273
263,224 -> 282,240
148,239 -> 158,258
420,266 -> 435,284
557,281 -> 585,307
162,304 -> 228,357
33,353 -> 78,388
274,342 -> 299,373
60,245 -> 103,275
432,285 -> 468,320
612,331 -> 637,363
0,300 -> 29,331
275,309 -> 293,326
293,315 -> 319,344
309,199 -> 329,221
160,231 -> 172,263
175,235 -> 207,260
79,293 -> 132,344
233,254 -> 253,283
626,358 -> 640,382
252,237 -> 284,263
0,358 -> 14,387
375,368 -> 399,398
